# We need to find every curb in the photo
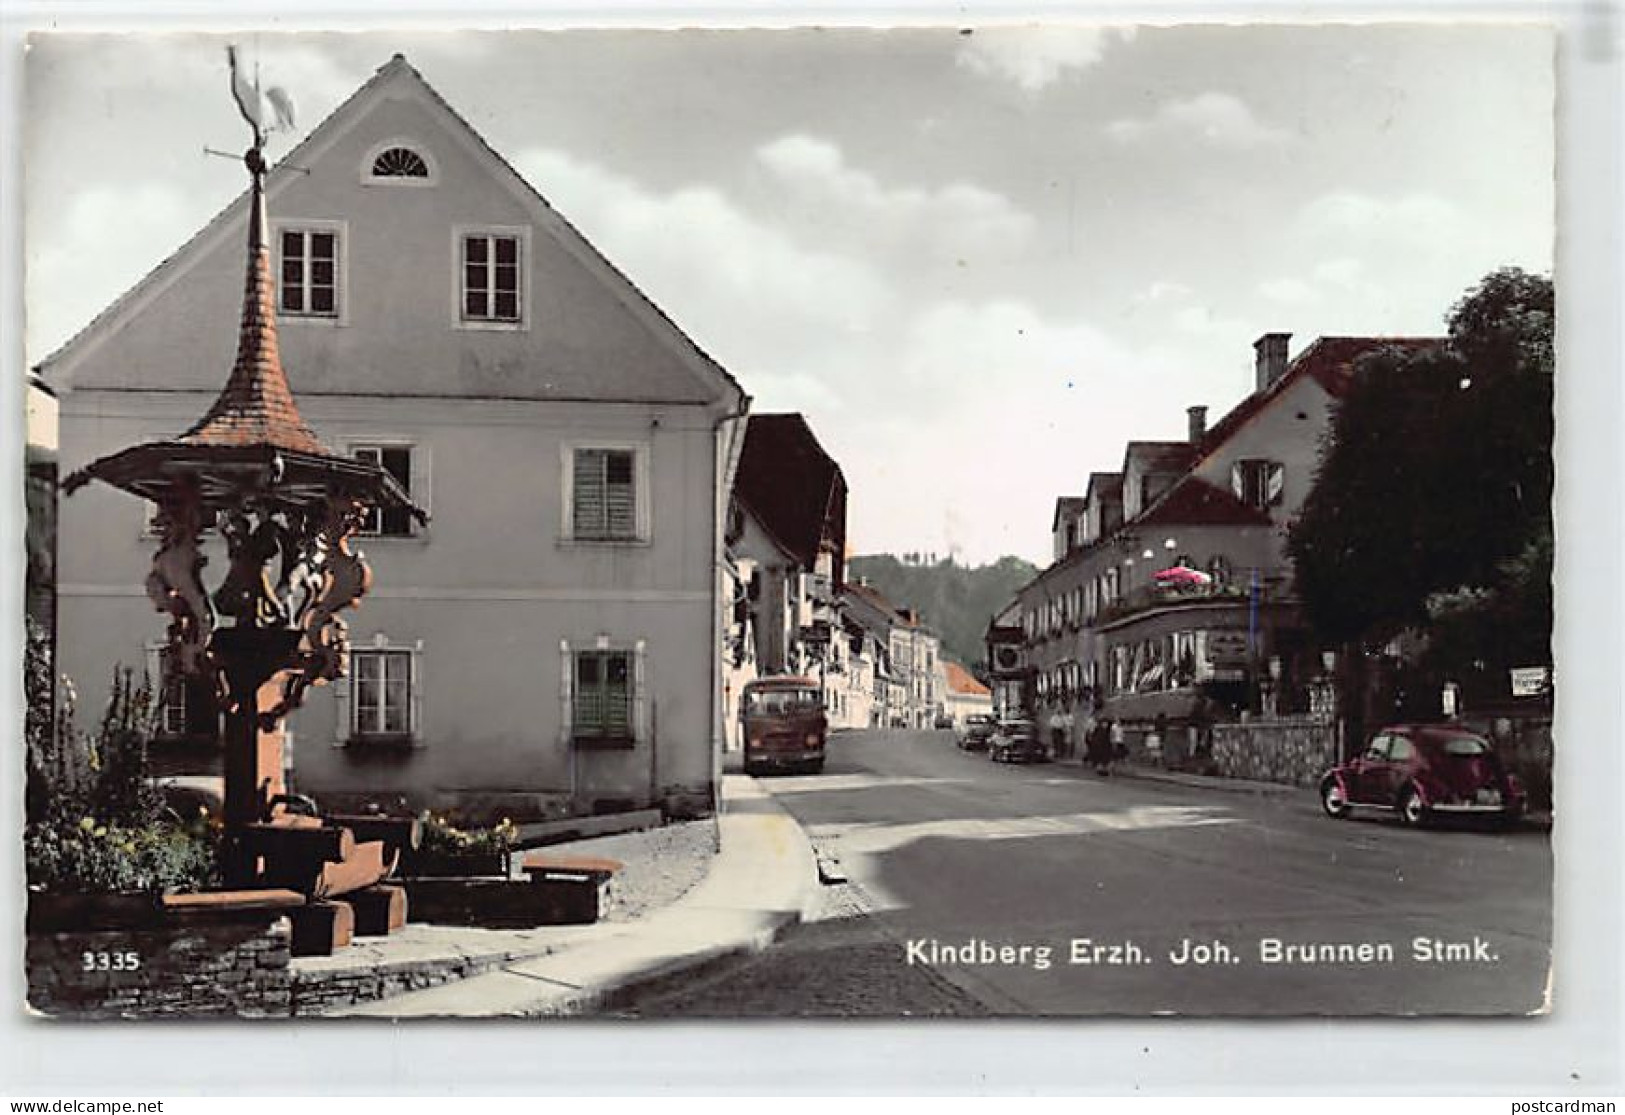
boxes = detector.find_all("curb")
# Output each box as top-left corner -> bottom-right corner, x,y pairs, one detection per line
1105,764 -> 1301,796
332,773 -> 822,1018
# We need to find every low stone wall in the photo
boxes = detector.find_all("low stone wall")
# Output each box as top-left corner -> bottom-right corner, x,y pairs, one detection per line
1211,717 -> 1339,788
290,948 -> 522,1016
27,917 -> 292,1019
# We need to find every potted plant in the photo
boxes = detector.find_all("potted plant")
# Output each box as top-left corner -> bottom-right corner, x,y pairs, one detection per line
403,813 -> 518,877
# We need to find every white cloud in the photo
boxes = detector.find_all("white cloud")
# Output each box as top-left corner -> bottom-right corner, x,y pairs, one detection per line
1259,277 -> 1317,305
514,147 -> 893,382
754,134 -> 1035,262
27,180 -> 193,362
1107,92 -> 1288,149
956,26 -> 1133,92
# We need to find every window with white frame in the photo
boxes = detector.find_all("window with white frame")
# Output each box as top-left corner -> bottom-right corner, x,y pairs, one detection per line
279,229 -> 340,317
352,445 -> 417,536
460,232 -> 522,323
146,645 -> 219,741
562,640 -> 646,747
565,446 -> 647,542
1232,458 -> 1285,509
349,645 -> 417,742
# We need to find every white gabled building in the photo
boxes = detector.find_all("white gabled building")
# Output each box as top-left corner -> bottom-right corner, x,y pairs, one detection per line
43,55 -> 749,821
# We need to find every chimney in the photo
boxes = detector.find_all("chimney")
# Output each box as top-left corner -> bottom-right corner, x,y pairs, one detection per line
1253,332 -> 1291,393
1186,405 -> 1208,444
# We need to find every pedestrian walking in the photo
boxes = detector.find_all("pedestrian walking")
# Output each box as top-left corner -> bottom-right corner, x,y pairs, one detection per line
1087,717 -> 1114,775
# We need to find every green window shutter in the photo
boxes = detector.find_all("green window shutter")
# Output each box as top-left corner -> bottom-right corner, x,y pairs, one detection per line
559,642 -> 574,746
573,450 -> 607,539
632,642 -> 648,743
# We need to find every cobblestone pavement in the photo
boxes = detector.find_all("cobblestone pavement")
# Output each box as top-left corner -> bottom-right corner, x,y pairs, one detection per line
617,880 -> 989,1018
515,817 -> 719,923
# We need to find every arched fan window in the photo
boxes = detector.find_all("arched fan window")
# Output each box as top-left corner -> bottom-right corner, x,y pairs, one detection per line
371,146 -> 429,179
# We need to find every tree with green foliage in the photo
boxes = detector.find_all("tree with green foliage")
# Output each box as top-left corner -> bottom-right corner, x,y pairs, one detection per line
1288,267 -> 1553,717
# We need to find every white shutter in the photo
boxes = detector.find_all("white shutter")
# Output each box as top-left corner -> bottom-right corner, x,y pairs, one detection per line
333,666 -> 351,747
1266,462 -> 1286,506
559,640 -> 574,746
1230,461 -> 1245,500
633,640 -> 649,744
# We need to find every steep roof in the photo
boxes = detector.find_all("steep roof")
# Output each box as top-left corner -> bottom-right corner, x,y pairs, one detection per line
1051,496 -> 1086,530
1133,474 -> 1272,528
177,174 -> 325,455
41,55 -> 747,411
943,660 -> 991,698
1195,336 -> 1441,460
1123,440 -> 1196,476
734,413 -> 847,582
1086,472 -> 1123,500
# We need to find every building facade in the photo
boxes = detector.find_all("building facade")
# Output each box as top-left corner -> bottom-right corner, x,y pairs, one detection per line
44,56 -> 749,821
1018,333 -> 1438,763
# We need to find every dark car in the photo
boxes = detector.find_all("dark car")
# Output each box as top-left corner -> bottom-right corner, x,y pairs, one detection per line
1319,725 -> 1526,827
958,714 -> 996,751
988,719 -> 1049,764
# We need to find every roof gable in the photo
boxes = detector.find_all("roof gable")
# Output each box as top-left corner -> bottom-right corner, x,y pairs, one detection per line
1194,336 -> 1441,463
43,55 -> 745,411
1133,474 -> 1272,528
734,413 -> 847,578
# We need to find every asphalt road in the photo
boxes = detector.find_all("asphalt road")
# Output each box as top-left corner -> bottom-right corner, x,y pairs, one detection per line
632,727 -> 1552,1018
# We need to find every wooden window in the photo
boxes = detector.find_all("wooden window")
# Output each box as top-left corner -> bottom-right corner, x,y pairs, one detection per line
371,146 -> 428,178
571,448 -> 637,541
1231,459 -> 1285,509
461,233 -> 521,322
149,646 -> 219,742
280,229 -> 338,317
352,649 -> 414,740
353,445 -> 415,536
561,641 -> 647,748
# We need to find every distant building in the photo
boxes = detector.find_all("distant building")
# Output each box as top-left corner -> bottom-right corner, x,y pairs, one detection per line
1019,332 -> 1440,763
940,660 -> 993,728
727,413 -> 847,684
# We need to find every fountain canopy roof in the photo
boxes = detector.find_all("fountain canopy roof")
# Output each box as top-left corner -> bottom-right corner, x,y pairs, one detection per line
65,154 -> 423,525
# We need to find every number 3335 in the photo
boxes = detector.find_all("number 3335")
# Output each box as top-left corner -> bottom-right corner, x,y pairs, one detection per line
82,951 -> 140,971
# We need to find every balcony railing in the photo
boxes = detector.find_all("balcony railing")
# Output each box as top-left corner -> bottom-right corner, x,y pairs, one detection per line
1095,582 -> 1257,627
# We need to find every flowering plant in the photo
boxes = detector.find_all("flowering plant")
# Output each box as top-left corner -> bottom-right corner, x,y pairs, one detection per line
417,812 -> 518,857
25,809 -> 219,895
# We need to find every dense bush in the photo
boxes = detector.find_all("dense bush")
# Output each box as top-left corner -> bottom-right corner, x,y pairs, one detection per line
26,813 -> 220,896
24,629 -> 219,895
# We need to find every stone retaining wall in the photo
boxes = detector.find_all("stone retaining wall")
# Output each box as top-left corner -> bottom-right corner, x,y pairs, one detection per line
290,950 -> 520,1016
1211,717 -> 1339,788
26,917 -> 292,1019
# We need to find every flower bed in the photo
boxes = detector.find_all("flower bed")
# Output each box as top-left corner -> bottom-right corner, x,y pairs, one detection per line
399,813 -> 517,878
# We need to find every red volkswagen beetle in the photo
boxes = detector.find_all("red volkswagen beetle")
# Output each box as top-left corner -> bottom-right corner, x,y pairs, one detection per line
1320,725 -> 1526,827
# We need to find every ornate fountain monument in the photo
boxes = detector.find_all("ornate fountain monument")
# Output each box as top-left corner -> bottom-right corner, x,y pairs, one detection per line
63,56 -> 425,953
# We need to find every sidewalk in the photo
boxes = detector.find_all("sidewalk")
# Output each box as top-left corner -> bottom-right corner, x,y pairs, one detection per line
332,773 -> 819,1018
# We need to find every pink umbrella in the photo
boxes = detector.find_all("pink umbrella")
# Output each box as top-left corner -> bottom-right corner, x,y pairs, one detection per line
1154,564 -> 1213,587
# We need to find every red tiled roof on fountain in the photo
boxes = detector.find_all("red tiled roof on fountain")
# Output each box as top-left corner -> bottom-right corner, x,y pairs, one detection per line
178,182 -> 326,456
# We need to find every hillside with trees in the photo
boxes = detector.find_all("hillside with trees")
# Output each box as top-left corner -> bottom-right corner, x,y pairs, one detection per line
846,553 -> 1038,675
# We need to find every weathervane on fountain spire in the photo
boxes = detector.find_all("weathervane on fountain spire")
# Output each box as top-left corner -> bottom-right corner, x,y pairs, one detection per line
65,45 -> 425,884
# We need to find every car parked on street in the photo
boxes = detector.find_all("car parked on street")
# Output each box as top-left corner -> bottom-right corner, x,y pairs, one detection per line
988,718 -> 1049,764
1319,724 -> 1526,827
957,714 -> 996,752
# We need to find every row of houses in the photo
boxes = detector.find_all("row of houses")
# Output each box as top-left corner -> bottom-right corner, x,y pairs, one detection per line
986,332 -> 1439,765
39,54 -> 978,825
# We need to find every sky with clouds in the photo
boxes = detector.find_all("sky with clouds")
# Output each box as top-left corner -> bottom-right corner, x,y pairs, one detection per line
24,25 -> 1553,566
